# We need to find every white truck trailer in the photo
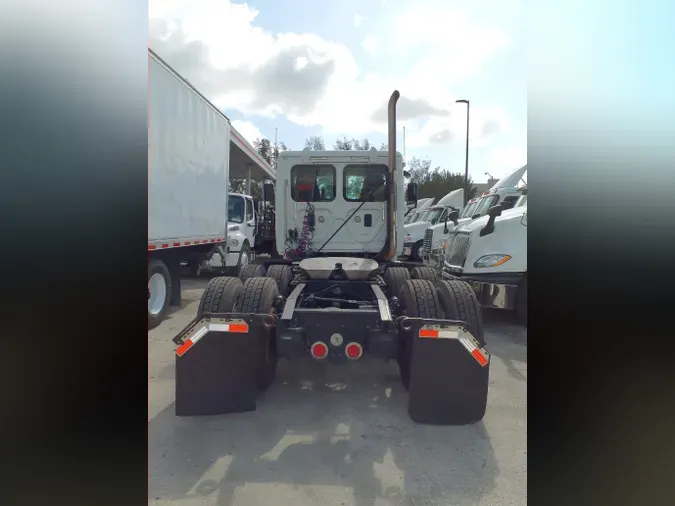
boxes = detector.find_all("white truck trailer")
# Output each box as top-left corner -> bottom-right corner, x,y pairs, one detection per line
148,49 -> 275,329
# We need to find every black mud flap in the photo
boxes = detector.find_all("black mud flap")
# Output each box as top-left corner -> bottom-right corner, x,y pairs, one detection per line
401,317 -> 490,425
172,313 -> 275,417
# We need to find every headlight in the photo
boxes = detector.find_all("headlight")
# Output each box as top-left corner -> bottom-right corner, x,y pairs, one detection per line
473,254 -> 512,268
442,239 -> 448,249
230,239 -> 239,247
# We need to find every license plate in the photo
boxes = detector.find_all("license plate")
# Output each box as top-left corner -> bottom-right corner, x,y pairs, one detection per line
403,247 -> 412,256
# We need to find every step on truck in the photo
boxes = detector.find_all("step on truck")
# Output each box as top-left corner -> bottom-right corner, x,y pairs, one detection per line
148,49 -> 275,329
172,91 -> 491,425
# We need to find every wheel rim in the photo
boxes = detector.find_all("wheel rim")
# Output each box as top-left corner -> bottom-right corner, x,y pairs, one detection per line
239,251 -> 249,275
148,273 -> 167,316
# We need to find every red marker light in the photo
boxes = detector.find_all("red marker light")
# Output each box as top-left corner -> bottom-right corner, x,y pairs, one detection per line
311,342 -> 328,359
345,342 -> 363,360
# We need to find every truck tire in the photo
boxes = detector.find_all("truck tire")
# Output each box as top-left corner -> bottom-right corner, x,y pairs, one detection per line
435,280 -> 485,346
383,266 -> 410,298
410,266 -> 438,282
397,279 -> 445,389
148,258 -> 171,330
197,276 -> 244,317
240,277 -> 279,390
266,264 -> 293,296
240,263 -> 266,283
411,240 -> 424,261
407,279 -> 489,425
236,243 -> 252,278
516,274 -> 527,324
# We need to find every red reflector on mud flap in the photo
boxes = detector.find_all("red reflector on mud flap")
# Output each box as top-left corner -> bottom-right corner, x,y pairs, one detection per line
175,321 -> 249,357
418,325 -> 490,367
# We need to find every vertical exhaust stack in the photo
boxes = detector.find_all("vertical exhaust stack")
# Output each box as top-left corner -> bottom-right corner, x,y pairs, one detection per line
385,90 -> 400,261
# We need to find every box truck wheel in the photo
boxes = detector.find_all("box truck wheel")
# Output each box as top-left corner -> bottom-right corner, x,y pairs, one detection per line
266,264 -> 293,296
235,244 -> 251,277
397,279 -> 445,390
198,276 -> 244,317
148,258 -> 171,330
410,266 -> 438,282
240,277 -> 279,390
240,263 -> 266,283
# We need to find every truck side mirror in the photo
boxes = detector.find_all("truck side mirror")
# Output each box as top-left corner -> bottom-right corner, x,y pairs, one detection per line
263,183 -> 275,204
480,205 -> 503,237
448,209 -> 459,227
405,182 -> 418,204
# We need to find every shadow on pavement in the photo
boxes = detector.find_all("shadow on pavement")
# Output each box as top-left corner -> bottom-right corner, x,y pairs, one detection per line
150,358 -> 499,506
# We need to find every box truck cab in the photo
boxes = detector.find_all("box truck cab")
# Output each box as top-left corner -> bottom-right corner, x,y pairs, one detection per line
421,165 -> 528,268
442,186 -> 528,322
402,189 -> 464,261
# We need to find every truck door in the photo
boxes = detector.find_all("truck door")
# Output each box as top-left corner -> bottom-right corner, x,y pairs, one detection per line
341,164 -> 387,251
245,197 -> 256,244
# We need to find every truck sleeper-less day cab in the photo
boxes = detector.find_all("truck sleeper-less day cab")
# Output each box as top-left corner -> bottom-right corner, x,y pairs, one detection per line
402,189 -> 464,261
420,165 -> 528,269
442,188 -> 527,322
172,91 -> 492,426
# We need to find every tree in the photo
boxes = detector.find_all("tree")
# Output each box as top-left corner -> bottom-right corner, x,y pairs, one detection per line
334,137 -> 372,151
304,136 -> 325,151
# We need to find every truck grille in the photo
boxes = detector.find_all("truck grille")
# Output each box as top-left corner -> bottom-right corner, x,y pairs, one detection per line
444,232 -> 471,269
423,228 -> 433,252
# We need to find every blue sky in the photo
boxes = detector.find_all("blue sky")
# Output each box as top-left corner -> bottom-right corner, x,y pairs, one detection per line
149,0 -> 526,183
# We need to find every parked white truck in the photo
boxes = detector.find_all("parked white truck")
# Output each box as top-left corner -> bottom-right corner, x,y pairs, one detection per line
404,197 -> 434,224
148,49 -> 274,329
421,165 -> 528,268
442,186 -> 528,322
402,189 -> 464,261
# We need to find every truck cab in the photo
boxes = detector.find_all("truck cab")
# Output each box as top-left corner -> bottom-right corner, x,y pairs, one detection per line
274,148 -> 407,258
402,189 -> 464,261
442,185 -> 528,322
421,165 -> 528,268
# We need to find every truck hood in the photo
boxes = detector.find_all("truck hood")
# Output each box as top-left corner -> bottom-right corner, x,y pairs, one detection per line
457,206 -> 527,234
404,220 -> 431,238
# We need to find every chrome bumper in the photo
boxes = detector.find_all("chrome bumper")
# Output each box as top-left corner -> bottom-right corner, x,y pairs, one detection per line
442,272 -> 519,310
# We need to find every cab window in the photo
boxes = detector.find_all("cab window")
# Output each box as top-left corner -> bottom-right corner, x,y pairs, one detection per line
291,165 -> 336,202
245,198 -> 254,222
344,164 -> 388,202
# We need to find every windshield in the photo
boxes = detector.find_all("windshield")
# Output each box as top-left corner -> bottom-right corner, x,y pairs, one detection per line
425,208 -> 445,225
228,195 -> 245,223
472,195 -> 499,218
459,201 -> 478,219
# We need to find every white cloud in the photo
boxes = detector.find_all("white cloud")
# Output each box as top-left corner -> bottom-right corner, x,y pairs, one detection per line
488,146 -> 527,173
149,0 -> 511,148
361,35 -> 380,56
231,119 -> 263,144
353,14 -> 364,28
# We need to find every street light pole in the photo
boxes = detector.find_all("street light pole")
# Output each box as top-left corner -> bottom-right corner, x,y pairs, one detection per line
456,99 -> 470,205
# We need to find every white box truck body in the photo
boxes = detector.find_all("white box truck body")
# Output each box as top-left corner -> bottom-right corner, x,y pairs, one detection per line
148,49 -> 231,329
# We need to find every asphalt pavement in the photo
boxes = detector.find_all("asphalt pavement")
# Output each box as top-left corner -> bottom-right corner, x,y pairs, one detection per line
149,276 -> 527,506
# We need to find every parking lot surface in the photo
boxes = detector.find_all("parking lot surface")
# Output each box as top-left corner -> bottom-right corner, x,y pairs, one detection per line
149,276 -> 527,506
